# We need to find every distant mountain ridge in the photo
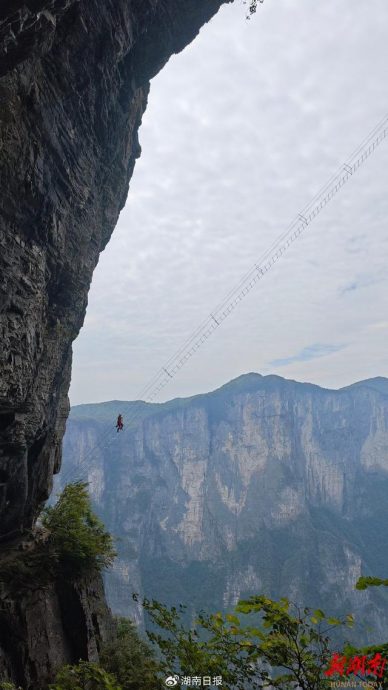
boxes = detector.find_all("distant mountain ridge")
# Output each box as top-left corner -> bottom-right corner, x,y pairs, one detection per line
60,373 -> 388,644
70,373 -> 388,421
341,376 -> 388,397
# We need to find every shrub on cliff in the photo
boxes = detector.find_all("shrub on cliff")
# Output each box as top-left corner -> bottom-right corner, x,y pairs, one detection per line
49,661 -> 121,690
41,482 -> 116,577
100,617 -> 164,690
48,617 -> 163,690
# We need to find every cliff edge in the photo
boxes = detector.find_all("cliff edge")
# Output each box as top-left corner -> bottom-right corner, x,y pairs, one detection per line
0,0 -> 230,537
0,1 -> 230,686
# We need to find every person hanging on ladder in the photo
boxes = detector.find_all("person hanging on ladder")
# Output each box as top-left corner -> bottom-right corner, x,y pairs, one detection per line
116,414 -> 124,432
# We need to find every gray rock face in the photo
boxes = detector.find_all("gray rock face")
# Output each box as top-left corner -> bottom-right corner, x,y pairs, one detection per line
0,0 -> 230,538
0,538 -> 114,689
0,1 -> 230,685
61,374 -> 388,644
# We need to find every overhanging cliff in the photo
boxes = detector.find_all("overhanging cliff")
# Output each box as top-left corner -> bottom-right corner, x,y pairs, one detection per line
0,0 -> 231,538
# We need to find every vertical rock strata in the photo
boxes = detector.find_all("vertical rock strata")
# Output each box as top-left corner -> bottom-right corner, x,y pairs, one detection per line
62,375 -> 388,643
0,559 -> 113,689
0,0 -> 230,537
0,2 -> 230,686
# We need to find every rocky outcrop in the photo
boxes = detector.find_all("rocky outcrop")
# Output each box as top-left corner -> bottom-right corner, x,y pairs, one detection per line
61,374 -> 388,644
0,533 -> 114,688
0,1 -> 231,685
0,0 -> 231,538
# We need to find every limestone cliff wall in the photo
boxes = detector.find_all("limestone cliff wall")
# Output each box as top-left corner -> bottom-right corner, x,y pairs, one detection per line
0,2 -> 230,686
62,375 -> 388,644
0,544 -> 113,689
0,0 -> 230,538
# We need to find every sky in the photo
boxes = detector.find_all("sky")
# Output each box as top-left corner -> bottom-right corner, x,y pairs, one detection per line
69,0 -> 388,406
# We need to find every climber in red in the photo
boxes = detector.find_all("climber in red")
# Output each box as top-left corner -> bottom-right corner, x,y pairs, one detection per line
116,414 -> 124,432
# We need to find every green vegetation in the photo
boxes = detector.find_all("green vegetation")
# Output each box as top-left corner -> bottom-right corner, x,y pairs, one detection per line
49,662 -> 121,690
47,619 -> 164,690
3,590 -> 352,690
0,482 -> 116,592
41,482 -> 116,577
100,617 -> 163,690
356,576 -> 388,590
138,594 -> 353,690
3,484 -> 388,690
340,574 -> 388,685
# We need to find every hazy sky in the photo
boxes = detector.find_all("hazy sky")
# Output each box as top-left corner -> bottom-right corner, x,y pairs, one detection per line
69,0 -> 388,406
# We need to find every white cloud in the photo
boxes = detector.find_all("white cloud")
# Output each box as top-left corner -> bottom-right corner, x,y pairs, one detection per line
70,0 -> 388,405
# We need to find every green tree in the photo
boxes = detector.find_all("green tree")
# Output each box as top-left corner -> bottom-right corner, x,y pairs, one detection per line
356,576 -> 388,591
100,617 -> 164,690
41,482 -> 116,577
49,662 -> 121,690
341,575 -> 388,687
139,594 -> 352,690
